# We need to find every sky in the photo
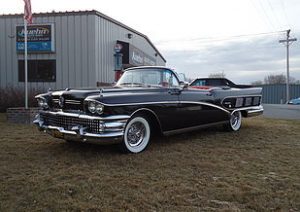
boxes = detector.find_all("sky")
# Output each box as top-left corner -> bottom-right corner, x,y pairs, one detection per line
1,0 -> 300,83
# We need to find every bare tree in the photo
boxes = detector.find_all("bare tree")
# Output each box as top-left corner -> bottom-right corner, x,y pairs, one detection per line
251,80 -> 263,86
264,74 -> 286,84
208,71 -> 226,78
289,76 -> 296,84
252,74 -> 299,85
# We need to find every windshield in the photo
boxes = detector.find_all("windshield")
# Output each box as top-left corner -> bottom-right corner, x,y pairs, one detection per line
116,68 -> 179,87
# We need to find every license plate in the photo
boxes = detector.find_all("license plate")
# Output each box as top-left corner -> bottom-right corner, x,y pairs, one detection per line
52,131 -> 64,139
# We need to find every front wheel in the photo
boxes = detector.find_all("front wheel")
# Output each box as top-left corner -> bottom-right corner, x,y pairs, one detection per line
121,116 -> 151,153
224,111 -> 242,131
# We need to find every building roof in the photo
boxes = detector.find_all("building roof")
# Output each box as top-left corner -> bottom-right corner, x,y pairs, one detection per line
0,10 -> 166,62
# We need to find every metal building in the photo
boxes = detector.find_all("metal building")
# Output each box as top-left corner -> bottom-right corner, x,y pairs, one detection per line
0,10 -> 166,90
261,84 -> 300,104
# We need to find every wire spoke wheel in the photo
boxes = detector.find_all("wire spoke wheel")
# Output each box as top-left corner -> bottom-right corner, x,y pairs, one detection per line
229,111 -> 242,131
127,122 -> 146,147
123,116 -> 151,153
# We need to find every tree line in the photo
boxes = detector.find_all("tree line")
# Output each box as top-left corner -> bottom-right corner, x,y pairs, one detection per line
251,74 -> 300,85
207,72 -> 300,85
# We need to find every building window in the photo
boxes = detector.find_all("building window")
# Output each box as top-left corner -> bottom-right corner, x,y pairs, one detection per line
18,60 -> 56,82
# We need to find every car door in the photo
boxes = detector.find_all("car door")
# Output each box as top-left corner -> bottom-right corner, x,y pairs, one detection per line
177,87 -> 229,129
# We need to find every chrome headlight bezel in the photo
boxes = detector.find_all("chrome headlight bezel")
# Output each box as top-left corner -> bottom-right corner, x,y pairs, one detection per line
37,97 -> 49,109
88,101 -> 96,113
88,101 -> 104,115
95,104 -> 104,115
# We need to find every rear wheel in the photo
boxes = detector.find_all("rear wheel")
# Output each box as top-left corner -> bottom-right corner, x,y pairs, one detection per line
121,116 -> 151,153
224,111 -> 242,131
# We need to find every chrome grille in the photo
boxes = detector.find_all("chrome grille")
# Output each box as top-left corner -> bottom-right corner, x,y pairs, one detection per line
52,98 -> 82,110
40,113 -> 101,133
52,99 -> 81,104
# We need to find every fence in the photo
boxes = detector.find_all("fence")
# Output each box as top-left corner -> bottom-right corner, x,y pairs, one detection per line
260,84 -> 300,104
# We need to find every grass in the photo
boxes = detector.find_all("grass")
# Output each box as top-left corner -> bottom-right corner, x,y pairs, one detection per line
0,113 -> 299,211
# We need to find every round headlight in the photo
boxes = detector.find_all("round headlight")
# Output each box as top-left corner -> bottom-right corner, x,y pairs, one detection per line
37,98 -> 48,109
95,104 -> 104,114
88,101 -> 96,113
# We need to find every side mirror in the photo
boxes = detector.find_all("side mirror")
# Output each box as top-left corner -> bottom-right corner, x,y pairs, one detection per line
179,81 -> 189,88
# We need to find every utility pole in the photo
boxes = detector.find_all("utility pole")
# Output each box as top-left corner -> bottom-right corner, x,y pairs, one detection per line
279,29 -> 297,103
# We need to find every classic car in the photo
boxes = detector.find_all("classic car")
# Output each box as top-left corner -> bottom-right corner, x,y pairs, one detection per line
34,66 -> 264,153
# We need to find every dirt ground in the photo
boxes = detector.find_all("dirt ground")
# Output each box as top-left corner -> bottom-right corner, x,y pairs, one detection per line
0,113 -> 299,211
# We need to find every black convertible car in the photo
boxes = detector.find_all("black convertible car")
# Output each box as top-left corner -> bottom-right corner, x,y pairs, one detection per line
34,66 -> 263,153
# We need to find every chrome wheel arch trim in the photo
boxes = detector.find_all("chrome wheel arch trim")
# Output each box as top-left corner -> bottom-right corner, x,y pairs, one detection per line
130,108 -> 163,133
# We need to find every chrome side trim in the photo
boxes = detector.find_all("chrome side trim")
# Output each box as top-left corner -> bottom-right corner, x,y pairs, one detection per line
93,101 -> 231,114
87,101 -> 178,107
179,101 -> 230,114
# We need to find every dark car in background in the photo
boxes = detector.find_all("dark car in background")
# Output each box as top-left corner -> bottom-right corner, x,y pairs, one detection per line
34,67 -> 263,153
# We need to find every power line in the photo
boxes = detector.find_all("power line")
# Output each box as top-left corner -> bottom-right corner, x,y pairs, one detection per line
157,30 -> 286,45
250,0 -> 273,31
256,0 -> 278,31
266,0 -> 284,29
158,30 -> 286,44
279,0 -> 292,29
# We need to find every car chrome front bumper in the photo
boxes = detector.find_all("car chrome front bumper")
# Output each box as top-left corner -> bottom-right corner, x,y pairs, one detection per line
33,111 -> 130,143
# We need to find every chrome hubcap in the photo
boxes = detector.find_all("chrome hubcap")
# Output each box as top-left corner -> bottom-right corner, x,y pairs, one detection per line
231,112 -> 240,129
127,122 -> 146,147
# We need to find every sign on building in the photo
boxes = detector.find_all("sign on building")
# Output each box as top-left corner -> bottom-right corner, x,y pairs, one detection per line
129,45 -> 156,66
116,40 -> 156,67
16,24 -> 55,53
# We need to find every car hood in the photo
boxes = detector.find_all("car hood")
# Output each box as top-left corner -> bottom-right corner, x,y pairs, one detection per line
50,86 -> 170,105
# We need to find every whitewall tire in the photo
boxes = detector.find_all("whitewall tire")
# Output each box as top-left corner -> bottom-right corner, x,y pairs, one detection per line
229,111 -> 242,131
122,116 -> 151,153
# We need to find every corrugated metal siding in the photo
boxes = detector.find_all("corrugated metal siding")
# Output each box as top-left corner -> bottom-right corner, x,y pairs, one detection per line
0,13 -> 97,91
261,84 -> 300,104
0,12 -> 165,91
94,15 -> 165,83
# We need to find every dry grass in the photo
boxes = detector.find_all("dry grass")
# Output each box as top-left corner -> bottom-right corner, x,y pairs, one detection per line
0,113 -> 299,211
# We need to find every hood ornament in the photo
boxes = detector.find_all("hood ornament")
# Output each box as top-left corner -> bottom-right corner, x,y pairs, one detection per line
99,88 -> 103,97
